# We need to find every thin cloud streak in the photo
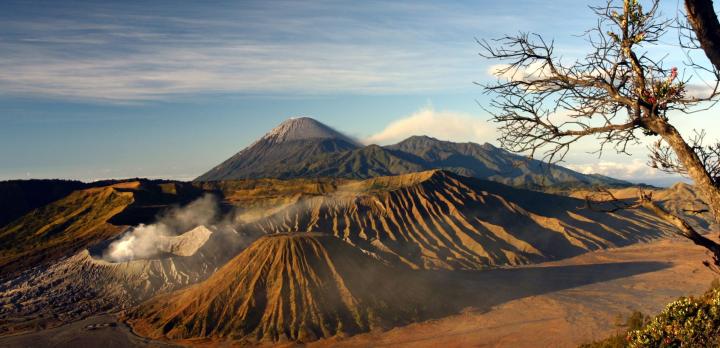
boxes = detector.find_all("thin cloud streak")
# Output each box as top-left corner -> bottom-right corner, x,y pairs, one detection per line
0,42 -> 479,101
0,1 -> 518,102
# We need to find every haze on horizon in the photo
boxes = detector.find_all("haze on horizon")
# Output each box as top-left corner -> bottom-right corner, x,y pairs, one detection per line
0,0 -> 709,186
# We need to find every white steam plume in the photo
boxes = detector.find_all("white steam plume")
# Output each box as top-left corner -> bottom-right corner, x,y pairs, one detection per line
104,194 -> 219,262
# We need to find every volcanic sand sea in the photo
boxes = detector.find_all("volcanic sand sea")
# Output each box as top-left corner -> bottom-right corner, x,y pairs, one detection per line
0,234 -> 714,348
311,235 -> 715,348
0,314 -> 179,347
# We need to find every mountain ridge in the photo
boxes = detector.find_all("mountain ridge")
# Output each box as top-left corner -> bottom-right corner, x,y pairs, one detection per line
249,169 -> 675,270
196,117 -> 630,189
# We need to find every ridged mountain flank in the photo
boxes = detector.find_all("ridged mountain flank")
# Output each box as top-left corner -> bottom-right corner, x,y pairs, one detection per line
125,233 -> 426,343
386,136 -> 630,188
195,118 -> 630,189
250,170 -> 680,270
196,117 -> 361,181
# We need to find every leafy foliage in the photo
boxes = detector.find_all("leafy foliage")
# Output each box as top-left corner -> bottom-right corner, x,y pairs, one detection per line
627,289 -> 720,347
580,311 -> 649,348
581,280 -> 720,347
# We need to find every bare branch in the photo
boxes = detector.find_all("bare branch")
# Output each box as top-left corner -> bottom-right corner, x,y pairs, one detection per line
649,129 -> 720,182
585,187 -> 641,213
481,0 -> 720,265
585,187 -> 720,269
637,191 -> 720,267
479,1 -> 689,163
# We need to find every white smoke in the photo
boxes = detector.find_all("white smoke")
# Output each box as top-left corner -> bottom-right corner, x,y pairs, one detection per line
103,194 -> 219,262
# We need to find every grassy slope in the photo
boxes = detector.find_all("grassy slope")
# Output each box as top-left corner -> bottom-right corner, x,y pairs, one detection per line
0,186 -> 134,277
0,180 -> 89,227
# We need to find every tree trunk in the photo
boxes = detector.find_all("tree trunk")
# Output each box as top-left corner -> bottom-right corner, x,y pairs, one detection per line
685,0 -> 720,71
640,196 -> 720,255
645,117 -> 720,226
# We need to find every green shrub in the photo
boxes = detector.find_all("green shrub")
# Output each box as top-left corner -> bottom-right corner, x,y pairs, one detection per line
579,311 -> 649,348
627,288 -> 720,347
581,279 -> 720,348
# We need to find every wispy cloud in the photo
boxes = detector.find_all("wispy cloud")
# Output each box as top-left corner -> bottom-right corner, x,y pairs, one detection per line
364,106 -> 495,145
0,1 -> 511,102
565,158 -> 663,179
0,42 -> 481,102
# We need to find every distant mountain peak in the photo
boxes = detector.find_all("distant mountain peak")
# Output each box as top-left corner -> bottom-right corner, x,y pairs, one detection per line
396,135 -> 495,148
406,135 -> 438,141
195,117 -> 361,181
262,117 -> 358,145
397,135 -> 444,144
196,119 -> 630,188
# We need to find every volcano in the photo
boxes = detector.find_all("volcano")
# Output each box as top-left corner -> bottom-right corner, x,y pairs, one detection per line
195,117 -> 631,189
196,117 -> 361,181
125,233 -> 426,343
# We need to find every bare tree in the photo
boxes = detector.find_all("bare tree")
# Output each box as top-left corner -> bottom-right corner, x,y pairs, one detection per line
480,0 -> 720,266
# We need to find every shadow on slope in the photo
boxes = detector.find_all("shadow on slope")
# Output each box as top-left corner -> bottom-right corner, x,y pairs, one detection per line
125,230 -> 669,345
0,180 -> 89,228
253,170 -> 678,270
431,261 -> 670,313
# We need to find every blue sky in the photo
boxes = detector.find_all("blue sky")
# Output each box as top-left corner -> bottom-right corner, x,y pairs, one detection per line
0,0 -> 712,184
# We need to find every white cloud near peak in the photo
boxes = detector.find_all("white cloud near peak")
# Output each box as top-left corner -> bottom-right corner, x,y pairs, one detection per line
364,107 -> 496,145
565,158 -> 661,179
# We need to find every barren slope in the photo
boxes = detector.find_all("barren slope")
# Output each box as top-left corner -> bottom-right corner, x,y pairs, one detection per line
196,117 -> 360,181
126,234 -> 427,343
0,226 -> 245,336
0,179 -> 89,227
307,235 -> 715,348
0,186 -> 134,277
252,170 -> 683,270
0,180 -> 206,278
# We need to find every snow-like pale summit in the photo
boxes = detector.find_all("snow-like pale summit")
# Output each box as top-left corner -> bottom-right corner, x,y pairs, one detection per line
194,116 -> 362,181
262,117 -> 359,145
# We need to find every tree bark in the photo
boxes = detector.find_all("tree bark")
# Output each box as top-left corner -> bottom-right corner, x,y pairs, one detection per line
640,195 -> 720,256
685,0 -> 720,71
644,117 -> 720,226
